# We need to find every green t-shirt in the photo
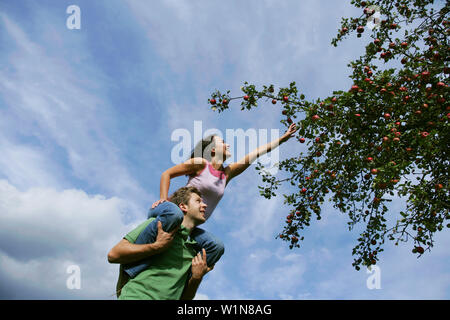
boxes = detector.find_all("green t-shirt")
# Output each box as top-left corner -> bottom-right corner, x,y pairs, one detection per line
118,218 -> 198,300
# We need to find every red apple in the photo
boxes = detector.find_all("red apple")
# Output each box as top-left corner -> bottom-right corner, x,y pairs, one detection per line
415,246 -> 424,254
299,138 -> 305,143
371,169 -> 378,175
421,71 -> 430,78
312,115 -> 320,121
209,98 -> 216,105
283,96 -> 289,102
243,95 -> 249,101
351,85 -> 359,92
272,99 -> 277,104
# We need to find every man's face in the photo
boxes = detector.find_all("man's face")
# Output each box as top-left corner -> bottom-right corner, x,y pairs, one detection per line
184,192 -> 207,224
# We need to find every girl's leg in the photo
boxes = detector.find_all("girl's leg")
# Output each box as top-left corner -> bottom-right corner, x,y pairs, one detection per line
190,228 -> 225,268
123,201 -> 184,278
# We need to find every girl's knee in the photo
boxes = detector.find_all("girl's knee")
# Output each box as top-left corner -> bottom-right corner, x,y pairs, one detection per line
150,201 -> 184,222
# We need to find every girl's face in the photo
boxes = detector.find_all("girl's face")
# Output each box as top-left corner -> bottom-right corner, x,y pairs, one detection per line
213,136 -> 231,159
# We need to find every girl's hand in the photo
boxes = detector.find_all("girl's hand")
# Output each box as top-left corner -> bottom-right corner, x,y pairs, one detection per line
281,123 -> 297,142
151,198 -> 167,209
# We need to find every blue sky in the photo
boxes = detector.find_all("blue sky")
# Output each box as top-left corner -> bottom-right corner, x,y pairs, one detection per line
0,0 -> 449,299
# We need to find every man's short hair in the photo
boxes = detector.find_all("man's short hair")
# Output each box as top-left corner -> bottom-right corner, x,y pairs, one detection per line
169,186 -> 202,207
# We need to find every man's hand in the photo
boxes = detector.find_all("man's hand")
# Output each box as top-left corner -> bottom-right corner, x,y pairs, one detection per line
191,248 -> 213,280
107,220 -> 179,264
153,220 -> 178,253
181,249 -> 214,300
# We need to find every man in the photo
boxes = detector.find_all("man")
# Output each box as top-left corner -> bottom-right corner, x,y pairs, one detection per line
107,186 -> 213,300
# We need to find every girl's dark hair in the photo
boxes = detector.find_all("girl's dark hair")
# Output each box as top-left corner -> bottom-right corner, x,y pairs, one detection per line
189,134 -> 217,161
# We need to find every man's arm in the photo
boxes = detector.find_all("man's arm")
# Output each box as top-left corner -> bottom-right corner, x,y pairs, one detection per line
180,249 -> 213,300
107,221 -> 178,264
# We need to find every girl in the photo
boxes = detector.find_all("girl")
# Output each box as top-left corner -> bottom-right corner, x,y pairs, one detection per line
120,123 -> 298,279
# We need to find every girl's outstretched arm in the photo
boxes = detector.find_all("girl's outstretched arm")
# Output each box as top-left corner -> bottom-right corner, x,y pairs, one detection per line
226,123 -> 297,183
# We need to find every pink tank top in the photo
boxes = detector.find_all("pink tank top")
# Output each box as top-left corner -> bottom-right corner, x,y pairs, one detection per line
185,160 -> 227,220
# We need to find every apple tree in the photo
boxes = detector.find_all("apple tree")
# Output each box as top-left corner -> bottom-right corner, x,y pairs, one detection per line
208,0 -> 449,270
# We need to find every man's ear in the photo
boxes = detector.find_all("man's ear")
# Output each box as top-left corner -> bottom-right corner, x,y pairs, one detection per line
179,203 -> 188,213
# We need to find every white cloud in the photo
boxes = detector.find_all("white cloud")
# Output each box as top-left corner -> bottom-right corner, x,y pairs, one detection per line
0,137 -> 63,190
0,179 -> 132,299
0,13 -> 151,211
